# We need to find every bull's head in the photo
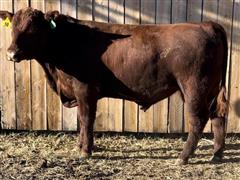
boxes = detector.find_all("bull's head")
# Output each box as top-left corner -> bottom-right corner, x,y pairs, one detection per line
0,7 -> 58,62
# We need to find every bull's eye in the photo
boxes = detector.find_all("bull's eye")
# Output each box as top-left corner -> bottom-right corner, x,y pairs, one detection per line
16,34 -> 26,46
14,33 -> 32,50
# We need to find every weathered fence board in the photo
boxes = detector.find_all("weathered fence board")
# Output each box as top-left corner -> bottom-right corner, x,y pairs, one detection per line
77,0 -> 92,20
108,0 -> 124,132
93,0 -> 109,132
61,0 -> 78,131
0,0 -> 239,133
218,0 -> 234,132
202,0 -> 218,133
153,0 -> 171,133
0,1 -> 16,129
31,0 -> 47,130
45,0 -> 62,130
123,0 -> 139,132
168,0 -> 187,133
185,0 -> 203,133
138,0 -> 155,133
228,0 -> 240,133
14,0 -> 32,130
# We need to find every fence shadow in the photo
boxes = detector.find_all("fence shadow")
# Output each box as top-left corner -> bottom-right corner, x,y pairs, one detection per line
234,99 -> 240,117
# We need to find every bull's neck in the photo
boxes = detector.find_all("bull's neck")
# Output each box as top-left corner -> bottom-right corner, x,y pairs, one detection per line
45,21 -> 129,58
34,20 -> 131,71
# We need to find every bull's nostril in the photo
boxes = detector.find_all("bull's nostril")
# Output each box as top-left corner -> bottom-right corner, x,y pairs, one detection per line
6,51 -> 15,61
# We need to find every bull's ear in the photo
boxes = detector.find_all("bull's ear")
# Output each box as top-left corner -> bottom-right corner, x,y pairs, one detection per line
44,11 -> 59,29
45,10 -> 59,21
0,11 -> 14,21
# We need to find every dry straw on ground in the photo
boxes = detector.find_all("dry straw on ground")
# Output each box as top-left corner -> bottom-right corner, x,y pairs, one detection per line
0,132 -> 239,179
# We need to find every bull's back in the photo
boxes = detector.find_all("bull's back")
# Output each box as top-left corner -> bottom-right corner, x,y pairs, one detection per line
102,22 -> 210,82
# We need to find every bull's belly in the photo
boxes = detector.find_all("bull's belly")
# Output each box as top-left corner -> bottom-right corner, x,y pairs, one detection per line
104,81 -> 178,110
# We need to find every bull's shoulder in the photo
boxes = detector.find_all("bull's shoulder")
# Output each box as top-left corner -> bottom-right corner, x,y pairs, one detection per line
38,62 -> 58,93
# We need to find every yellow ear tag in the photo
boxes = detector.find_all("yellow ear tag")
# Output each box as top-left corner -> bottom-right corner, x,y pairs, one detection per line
1,17 -> 12,29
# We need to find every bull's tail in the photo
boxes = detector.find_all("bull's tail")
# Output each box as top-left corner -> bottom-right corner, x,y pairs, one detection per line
212,22 -> 229,118
216,86 -> 228,118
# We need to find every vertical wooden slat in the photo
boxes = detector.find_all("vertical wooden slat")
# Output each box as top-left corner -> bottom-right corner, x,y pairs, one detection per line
123,0 -> 139,132
14,0 -> 32,130
228,0 -> 240,132
202,0 -> 218,133
93,0 -> 109,131
153,0 -> 171,133
31,0 -> 47,130
0,32 -> 1,129
45,0 -> 62,130
77,0 -> 92,131
168,0 -> 187,133
218,0 -> 233,132
219,0 -> 234,133
184,0 -> 203,133
108,0 -> 124,132
138,0 -> 155,132
156,0 -> 171,24
0,1 -> 16,129
93,0 -> 108,22
187,0 -> 203,22
0,35 -> 3,131
77,0 -> 92,20
61,0 -> 78,131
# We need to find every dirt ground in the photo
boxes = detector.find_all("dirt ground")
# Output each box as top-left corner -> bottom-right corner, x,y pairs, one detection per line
0,132 -> 239,180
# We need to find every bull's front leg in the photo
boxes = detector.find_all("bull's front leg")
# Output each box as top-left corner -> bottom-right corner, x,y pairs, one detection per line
77,98 -> 97,158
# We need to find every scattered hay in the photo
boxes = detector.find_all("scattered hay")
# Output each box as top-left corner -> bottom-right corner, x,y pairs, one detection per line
0,132 -> 239,179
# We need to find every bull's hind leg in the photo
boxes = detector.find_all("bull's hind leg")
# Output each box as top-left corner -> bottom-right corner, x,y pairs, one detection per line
78,116 -> 84,149
211,117 -> 226,162
209,88 -> 228,162
177,91 -> 209,165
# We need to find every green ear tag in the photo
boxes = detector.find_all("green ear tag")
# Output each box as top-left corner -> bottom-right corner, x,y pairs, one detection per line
50,19 -> 56,29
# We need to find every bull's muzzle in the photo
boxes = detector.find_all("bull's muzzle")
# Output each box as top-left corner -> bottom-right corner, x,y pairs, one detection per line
6,50 -> 20,62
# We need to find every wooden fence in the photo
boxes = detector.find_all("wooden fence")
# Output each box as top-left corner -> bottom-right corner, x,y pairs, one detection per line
0,0 -> 239,133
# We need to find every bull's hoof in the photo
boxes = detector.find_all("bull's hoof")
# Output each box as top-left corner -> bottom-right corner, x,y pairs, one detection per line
78,143 -> 83,149
80,151 -> 91,160
211,155 -> 222,163
175,158 -> 188,165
